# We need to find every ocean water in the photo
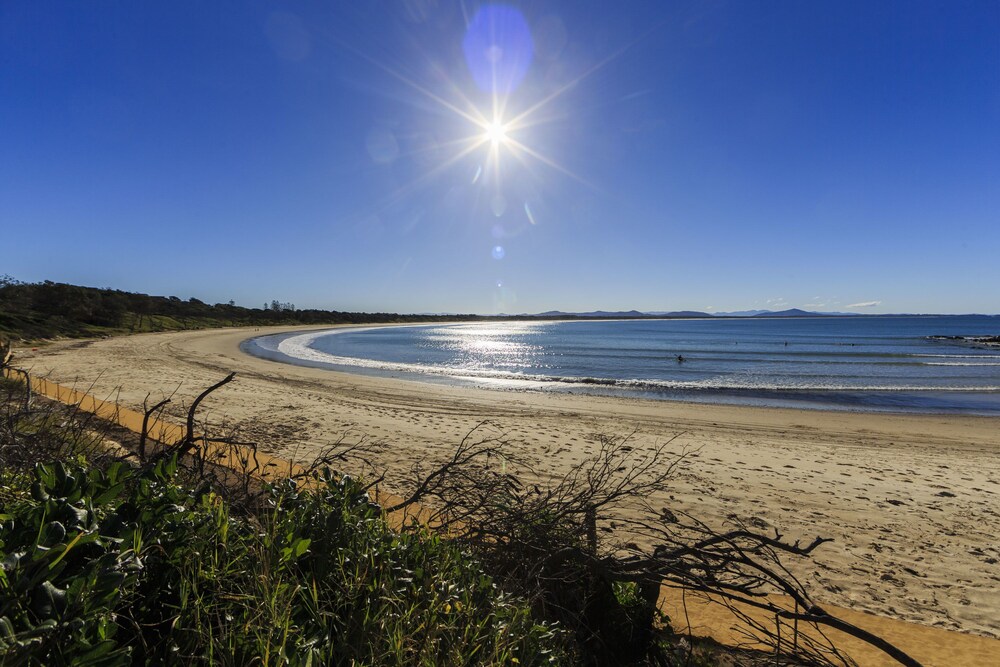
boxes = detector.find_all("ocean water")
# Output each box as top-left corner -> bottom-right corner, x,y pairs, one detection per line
243,316 -> 1000,414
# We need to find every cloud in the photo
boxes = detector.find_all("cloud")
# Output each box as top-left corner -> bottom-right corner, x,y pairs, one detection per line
802,303 -> 826,308
847,300 -> 882,308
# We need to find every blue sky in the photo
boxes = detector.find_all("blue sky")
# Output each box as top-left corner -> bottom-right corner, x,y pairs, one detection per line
2,1 -> 998,314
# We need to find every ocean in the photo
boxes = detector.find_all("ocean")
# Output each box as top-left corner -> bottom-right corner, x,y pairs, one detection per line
242,316 -> 1000,415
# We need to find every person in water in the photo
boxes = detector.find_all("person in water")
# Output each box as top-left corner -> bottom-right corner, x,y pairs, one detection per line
676,354 -> 685,363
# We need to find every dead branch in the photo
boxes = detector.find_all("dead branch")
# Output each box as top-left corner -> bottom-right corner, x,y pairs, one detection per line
139,393 -> 171,460
384,421 -> 514,514
378,424 -> 923,667
150,372 -> 235,464
185,372 -> 235,447
290,430 -> 383,483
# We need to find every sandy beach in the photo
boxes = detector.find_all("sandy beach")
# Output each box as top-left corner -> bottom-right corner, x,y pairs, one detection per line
18,325 -> 1000,646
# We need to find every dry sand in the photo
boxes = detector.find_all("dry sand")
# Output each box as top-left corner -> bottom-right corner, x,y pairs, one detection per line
18,326 -> 1000,651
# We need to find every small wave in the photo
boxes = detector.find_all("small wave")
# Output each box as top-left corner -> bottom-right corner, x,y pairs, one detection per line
923,361 -> 1000,367
912,353 -> 1000,359
600,378 -> 1000,393
272,331 -> 1000,394
927,335 -> 1000,343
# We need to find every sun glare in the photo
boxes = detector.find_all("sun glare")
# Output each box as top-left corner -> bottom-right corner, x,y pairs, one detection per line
350,2 -> 602,217
485,120 -> 507,145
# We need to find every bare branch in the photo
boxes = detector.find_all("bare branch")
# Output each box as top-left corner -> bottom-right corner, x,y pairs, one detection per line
139,394 -> 171,460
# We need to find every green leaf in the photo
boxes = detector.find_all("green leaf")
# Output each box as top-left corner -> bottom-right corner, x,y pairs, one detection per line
293,538 -> 311,558
77,639 -> 117,662
30,580 -> 66,619
93,483 -> 125,506
40,521 -> 66,547
105,461 -> 126,485
54,462 -> 69,491
30,480 -> 50,502
0,616 -> 14,640
35,463 -> 56,490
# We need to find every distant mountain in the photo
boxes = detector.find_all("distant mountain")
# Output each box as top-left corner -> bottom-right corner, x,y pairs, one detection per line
758,308 -> 824,318
532,310 -> 645,318
712,309 -> 772,317
647,310 -> 714,318
520,308 -> 991,319
580,310 -> 645,318
531,310 -> 712,319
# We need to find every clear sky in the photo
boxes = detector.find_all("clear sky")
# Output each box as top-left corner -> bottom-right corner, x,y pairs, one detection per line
2,1 -> 998,314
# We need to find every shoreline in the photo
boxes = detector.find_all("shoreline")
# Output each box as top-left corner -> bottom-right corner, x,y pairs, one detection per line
17,325 -> 1000,644
245,323 -> 1000,417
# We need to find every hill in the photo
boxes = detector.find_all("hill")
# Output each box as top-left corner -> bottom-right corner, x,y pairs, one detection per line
757,308 -> 821,318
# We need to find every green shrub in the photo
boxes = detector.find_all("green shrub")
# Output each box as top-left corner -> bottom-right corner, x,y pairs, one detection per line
0,460 -> 139,666
0,459 -> 566,665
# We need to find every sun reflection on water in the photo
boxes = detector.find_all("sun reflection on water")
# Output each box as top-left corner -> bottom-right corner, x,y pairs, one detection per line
426,323 -> 547,369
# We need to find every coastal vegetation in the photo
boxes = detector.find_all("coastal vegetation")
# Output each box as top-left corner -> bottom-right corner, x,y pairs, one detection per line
0,276 -> 480,342
0,375 -> 566,665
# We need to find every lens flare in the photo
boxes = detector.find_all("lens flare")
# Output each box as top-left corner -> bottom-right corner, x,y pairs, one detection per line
462,5 -> 534,95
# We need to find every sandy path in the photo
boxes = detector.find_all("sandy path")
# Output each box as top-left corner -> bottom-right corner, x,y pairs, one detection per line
18,325 -> 1000,643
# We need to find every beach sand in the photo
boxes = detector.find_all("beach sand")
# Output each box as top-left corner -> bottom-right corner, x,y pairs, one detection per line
17,326 -> 1000,655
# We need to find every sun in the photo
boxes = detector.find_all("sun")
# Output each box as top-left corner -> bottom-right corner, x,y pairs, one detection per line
485,119 -> 507,145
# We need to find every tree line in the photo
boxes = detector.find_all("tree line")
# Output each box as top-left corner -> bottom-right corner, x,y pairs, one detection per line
0,276 -> 482,340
